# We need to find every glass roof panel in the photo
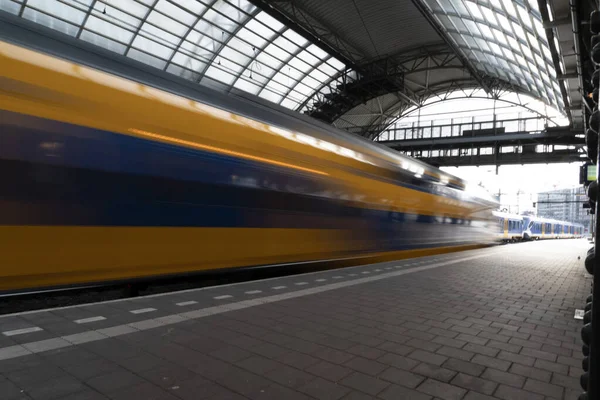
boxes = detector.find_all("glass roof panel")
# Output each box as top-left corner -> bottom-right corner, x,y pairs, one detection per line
318,62 -> 338,77
327,57 -> 346,71
0,0 -> 20,15
488,41 -> 503,56
28,0 -> 85,25
258,88 -> 284,104
449,15 -> 468,32
501,0 -> 518,18
128,48 -> 167,69
0,0 -> 348,111
465,1 -> 484,20
233,77 -> 262,94
527,32 -> 541,54
473,37 -> 489,52
448,0 -> 469,15
496,12 -> 511,32
464,35 -> 479,50
283,29 -> 308,47
281,98 -> 300,109
307,44 -> 329,60
255,11 -> 284,32
423,0 -> 562,111
477,23 -> 494,40
80,30 -> 128,53
177,0 -> 208,16
463,19 -> 479,36
492,28 -> 508,46
502,47 -> 515,62
480,5 -> 497,27
517,5 -> 533,31
507,35 -> 520,52
155,0 -> 197,27
84,15 -> 134,45
22,7 -> 79,36
534,18 -> 546,38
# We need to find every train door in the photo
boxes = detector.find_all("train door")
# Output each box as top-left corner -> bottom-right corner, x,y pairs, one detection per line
541,223 -> 545,237
503,218 -> 508,239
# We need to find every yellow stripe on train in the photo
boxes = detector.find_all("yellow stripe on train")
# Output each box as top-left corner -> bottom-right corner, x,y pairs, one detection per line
0,226 -> 483,292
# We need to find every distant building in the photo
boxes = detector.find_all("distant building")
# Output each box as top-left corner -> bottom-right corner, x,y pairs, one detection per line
536,187 -> 591,231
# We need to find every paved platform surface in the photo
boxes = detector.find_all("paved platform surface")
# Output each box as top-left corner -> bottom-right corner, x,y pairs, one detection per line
0,239 -> 591,400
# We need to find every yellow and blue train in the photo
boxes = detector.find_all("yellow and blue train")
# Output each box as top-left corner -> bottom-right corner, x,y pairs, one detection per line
0,40 -> 499,293
493,211 -> 584,241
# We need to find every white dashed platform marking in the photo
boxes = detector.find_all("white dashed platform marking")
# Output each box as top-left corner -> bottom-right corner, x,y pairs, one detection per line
130,308 -> 156,314
315,279 -> 326,282
272,286 -> 286,290
295,282 -> 308,286
245,290 -> 262,295
214,295 -> 232,300
176,301 -> 198,306
3,327 -> 43,336
74,316 -> 106,324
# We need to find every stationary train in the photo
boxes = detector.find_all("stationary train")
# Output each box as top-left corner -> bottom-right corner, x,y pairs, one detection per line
0,40 -> 498,293
493,211 -> 524,241
493,211 -> 584,241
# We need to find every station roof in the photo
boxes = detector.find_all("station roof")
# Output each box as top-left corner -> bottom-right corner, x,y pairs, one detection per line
1,0 -> 348,110
0,0 -> 579,137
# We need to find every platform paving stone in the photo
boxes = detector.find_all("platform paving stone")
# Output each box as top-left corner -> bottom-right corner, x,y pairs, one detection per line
412,362 -> 457,382
0,240 -> 589,399
417,378 -> 467,399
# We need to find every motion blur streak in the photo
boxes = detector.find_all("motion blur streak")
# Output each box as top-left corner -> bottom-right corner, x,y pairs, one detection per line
0,40 -> 499,293
127,128 -> 328,176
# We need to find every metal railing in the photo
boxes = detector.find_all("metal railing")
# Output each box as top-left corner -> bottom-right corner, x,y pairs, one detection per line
376,116 -> 548,142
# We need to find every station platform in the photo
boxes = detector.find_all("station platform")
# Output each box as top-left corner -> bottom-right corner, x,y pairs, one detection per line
0,240 -> 590,400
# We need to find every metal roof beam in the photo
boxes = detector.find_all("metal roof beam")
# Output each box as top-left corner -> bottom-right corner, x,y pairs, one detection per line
537,0 -> 573,126
543,16 -> 572,28
408,150 -> 584,167
382,131 -> 584,148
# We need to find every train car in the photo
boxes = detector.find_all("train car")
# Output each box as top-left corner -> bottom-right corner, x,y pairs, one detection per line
0,40 -> 499,294
492,211 -> 523,242
522,216 -> 584,240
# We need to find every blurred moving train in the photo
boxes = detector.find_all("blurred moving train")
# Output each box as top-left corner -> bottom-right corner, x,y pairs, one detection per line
0,40 -> 499,294
493,211 -> 584,241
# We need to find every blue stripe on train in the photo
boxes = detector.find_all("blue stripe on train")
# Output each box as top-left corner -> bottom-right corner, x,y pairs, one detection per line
0,109 -> 476,202
0,158 -> 485,232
